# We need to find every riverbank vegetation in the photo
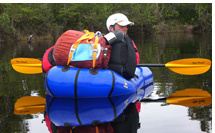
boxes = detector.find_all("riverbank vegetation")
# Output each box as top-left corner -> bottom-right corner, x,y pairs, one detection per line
0,3 -> 212,41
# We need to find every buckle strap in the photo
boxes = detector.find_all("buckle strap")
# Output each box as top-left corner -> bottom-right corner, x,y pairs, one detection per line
92,36 -> 99,68
67,30 -> 95,66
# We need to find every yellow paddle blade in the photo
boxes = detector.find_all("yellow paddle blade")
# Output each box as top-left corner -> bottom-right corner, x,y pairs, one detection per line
11,58 -> 42,74
166,97 -> 212,107
14,105 -> 45,115
14,96 -> 46,115
169,88 -> 211,97
166,58 -> 211,75
166,89 -> 212,107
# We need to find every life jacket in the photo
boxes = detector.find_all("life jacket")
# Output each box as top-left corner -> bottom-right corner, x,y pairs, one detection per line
53,30 -> 111,69
132,41 -> 141,113
42,46 -> 56,73
108,35 -> 137,80
132,40 -> 139,64
44,112 -> 53,133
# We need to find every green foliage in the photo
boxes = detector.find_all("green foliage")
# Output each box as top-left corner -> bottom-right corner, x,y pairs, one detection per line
0,13 -> 11,38
0,3 -> 4,15
0,3 -> 212,40
0,13 -> 10,28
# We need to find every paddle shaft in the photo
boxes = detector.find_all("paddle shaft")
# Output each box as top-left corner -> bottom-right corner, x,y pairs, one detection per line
137,64 -> 165,67
140,98 -> 166,102
11,58 -> 211,75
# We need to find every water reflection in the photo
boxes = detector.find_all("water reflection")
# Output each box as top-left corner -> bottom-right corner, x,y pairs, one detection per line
46,93 -> 136,127
141,88 -> 212,107
28,43 -> 34,52
12,82 -> 154,133
12,87 -> 211,133
139,88 -> 212,133
45,93 -> 140,133
188,106 -> 212,132
13,93 -> 140,133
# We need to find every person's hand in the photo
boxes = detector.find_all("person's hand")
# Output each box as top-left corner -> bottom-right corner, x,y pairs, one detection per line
104,30 -> 124,45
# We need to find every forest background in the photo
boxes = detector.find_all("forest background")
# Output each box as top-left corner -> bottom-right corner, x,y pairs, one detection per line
0,3 -> 212,41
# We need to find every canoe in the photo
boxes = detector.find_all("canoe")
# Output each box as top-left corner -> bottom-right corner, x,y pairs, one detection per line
45,66 -> 153,98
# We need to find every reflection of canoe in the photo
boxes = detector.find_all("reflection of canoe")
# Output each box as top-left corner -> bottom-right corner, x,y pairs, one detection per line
46,92 -> 136,127
45,66 -> 153,98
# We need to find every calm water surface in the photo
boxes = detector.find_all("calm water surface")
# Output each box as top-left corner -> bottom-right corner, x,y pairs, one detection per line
0,33 -> 212,133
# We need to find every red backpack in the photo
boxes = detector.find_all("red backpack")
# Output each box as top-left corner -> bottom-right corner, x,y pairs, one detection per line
53,30 -> 111,69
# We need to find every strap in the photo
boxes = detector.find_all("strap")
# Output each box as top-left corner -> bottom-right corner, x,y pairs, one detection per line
70,127 -> 76,133
96,126 -> 99,133
67,30 -> 95,65
108,70 -> 115,97
92,36 -> 99,68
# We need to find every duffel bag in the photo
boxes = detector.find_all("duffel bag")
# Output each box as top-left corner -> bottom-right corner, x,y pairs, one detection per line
53,30 -> 111,69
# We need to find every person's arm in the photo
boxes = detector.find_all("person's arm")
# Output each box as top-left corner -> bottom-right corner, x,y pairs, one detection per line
103,30 -> 124,45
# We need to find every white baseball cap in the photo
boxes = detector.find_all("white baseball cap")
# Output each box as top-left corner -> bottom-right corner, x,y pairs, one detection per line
106,13 -> 134,32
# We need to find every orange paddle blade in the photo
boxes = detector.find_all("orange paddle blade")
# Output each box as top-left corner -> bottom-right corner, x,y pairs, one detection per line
11,58 -> 42,74
167,89 -> 212,107
166,58 -> 211,75
14,96 -> 45,115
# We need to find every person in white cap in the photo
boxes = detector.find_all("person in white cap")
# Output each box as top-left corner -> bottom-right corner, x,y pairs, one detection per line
104,13 -> 141,128
104,13 -> 139,64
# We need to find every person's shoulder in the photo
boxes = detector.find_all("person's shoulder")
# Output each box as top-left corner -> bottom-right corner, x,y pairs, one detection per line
124,35 -> 133,43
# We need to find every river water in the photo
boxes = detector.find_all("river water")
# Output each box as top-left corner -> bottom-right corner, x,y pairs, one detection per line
0,33 -> 212,133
